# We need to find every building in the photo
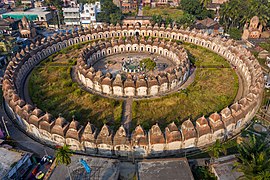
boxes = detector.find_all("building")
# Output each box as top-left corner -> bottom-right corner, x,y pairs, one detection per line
34,0 -> 46,7
80,2 -> 101,27
0,17 -> 20,35
113,0 -> 138,13
121,0 -> 137,13
0,3 -> 12,15
242,16 -> 263,40
21,0 -> 34,8
18,16 -> 37,38
193,17 -> 224,35
2,24 -> 264,158
2,7 -> 53,22
62,0 -> 78,7
140,0 -> 180,7
62,3 -> 82,26
3,0 -> 15,7
210,155 -> 244,180
212,0 -> 228,4
0,147 -> 33,179
137,158 -> 194,180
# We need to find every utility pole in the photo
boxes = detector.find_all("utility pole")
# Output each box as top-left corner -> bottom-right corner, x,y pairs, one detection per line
2,116 -> 10,137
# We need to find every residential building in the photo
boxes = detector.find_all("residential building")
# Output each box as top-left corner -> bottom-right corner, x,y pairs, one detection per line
0,17 -> 20,35
80,2 -> 101,27
121,0 -> 137,13
62,0 -> 78,7
62,3 -> 82,26
3,0 -> 15,7
21,0 -> 34,8
34,0 -> 46,7
193,17 -> 224,35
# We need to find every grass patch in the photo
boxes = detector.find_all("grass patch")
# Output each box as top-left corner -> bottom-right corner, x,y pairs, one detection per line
143,6 -> 184,20
28,44 -> 123,130
132,44 -> 239,130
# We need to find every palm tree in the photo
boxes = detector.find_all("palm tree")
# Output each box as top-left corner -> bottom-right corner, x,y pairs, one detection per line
208,139 -> 227,159
44,144 -> 74,180
55,144 -> 73,166
234,134 -> 270,180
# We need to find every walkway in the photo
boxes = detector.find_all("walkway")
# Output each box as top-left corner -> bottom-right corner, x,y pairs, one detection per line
137,4 -> 143,16
121,98 -> 133,134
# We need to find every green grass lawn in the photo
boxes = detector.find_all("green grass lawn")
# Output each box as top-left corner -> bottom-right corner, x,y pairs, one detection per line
143,6 -> 184,20
132,43 -> 239,130
28,45 -> 123,130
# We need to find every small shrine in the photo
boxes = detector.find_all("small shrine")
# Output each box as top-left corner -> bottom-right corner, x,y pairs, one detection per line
18,16 -> 37,38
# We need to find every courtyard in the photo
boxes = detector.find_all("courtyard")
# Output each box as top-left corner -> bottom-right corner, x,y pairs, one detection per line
28,40 -> 238,131
93,52 -> 174,76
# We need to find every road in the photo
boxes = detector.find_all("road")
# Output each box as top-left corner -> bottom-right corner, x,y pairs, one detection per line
0,107 -> 54,158
138,4 -> 143,16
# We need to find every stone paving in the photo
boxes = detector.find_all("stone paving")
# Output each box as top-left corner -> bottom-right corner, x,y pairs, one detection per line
93,52 -> 174,76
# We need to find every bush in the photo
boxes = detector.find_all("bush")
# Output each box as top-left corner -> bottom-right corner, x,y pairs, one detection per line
140,58 -> 156,71
74,89 -> 83,96
228,27 -> 242,40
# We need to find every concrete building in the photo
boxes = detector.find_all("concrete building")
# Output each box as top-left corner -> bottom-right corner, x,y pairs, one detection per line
62,3 -> 82,26
0,147 -> 33,179
210,155 -> 244,180
80,2 -> 101,27
1,7 -> 53,22
21,0 -> 34,8
137,158 -> 194,180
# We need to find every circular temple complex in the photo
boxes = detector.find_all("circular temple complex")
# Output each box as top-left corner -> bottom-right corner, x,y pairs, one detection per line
2,23 -> 264,158
77,36 -> 189,97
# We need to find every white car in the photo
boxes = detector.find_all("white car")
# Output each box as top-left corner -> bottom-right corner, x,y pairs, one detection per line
265,82 -> 270,89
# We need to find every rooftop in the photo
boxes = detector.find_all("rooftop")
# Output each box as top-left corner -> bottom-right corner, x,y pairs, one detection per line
137,158 -> 194,180
0,147 -> 26,177
2,8 -> 51,20
210,155 -> 244,180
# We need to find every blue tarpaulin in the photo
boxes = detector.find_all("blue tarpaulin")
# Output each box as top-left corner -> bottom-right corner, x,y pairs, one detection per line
80,159 -> 91,174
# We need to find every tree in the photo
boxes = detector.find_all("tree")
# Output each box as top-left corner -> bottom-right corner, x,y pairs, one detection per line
234,134 -> 270,180
97,0 -> 122,24
180,0 -> 212,20
151,15 -> 163,26
208,139 -> 227,159
44,144 -> 73,179
228,27 -> 242,40
220,0 -> 270,31
200,0 -> 211,8
55,144 -> 73,166
175,13 -> 195,27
